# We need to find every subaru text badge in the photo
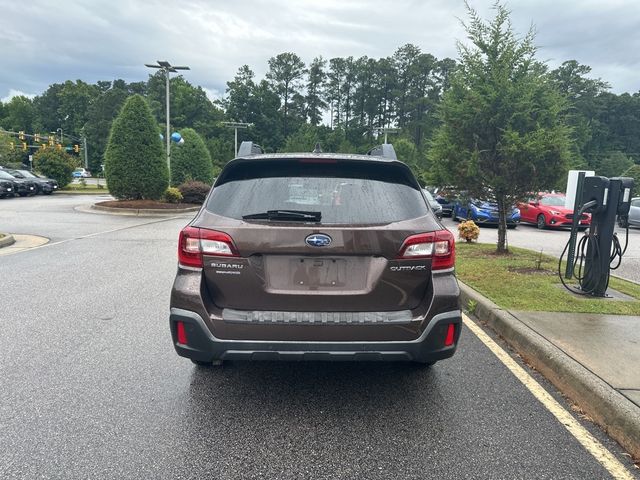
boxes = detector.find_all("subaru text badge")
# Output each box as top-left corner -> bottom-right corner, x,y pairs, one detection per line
305,234 -> 332,247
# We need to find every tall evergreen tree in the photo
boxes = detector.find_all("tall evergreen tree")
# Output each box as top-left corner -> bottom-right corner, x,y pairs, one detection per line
305,57 -> 327,126
266,52 -> 306,138
170,128 -> 214,186
104,95 -> 168,200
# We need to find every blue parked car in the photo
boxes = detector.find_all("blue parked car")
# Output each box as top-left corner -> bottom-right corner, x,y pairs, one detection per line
452,198 -> 520,228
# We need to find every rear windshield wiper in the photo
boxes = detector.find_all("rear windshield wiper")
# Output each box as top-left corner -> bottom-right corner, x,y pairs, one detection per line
242,209 -> 322,222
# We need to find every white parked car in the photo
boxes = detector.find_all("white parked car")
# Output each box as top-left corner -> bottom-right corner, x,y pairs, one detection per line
72,168 -> 91,178
618,197 -> 640,228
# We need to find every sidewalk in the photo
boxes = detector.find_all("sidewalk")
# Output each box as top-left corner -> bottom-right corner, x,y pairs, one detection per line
0,234 -> 49,256
460,282 -> 640,460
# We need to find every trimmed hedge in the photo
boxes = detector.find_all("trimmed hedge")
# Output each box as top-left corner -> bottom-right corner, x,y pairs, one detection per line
178,180 -> 211,204
104,95 -> 169,200
170,128 -> 214,187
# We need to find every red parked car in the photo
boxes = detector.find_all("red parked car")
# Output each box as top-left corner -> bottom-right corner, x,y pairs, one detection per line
518,193 -> 591,230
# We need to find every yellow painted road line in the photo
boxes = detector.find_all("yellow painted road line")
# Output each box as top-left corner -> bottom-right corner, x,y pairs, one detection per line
462,314 -> 635,480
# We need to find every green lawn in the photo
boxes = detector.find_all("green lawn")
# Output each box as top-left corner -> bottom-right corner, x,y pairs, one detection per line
59,184 -> 109,194
456,242 -> 640,315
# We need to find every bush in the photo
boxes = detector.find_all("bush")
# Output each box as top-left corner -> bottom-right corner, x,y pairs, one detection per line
622,164 -> 640,189
458,220 -> 480,243
104,94 -> 169,200
178,180 -> 211,204
170,128 -> 214,186
164,187 -> 183,203
32,148 -> 78,188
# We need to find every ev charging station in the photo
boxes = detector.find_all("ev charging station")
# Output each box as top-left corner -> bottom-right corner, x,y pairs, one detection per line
561,172 -> 635,297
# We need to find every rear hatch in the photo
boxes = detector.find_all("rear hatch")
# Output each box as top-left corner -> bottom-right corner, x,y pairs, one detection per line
191,157 -> 450,313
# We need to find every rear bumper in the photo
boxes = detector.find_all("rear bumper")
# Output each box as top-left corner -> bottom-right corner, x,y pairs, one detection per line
170,308 -> 461,363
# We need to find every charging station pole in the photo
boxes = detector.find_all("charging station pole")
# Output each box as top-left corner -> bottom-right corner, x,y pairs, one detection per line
583,179 -> 621,296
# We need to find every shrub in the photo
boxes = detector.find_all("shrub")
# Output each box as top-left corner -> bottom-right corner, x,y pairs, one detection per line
104,94 -> 169,200
170,128 -> 214,186
32,148 -> 78,188
164,187 -> 183,203
178,180 -> 211,204
458,220 -> 480,243
622,164 -> 640,188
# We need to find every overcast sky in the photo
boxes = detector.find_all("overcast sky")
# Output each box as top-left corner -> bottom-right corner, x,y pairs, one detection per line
1,0 -> 639,103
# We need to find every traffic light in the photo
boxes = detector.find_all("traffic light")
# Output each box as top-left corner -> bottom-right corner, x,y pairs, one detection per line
22,142 -> 27,151
19,131 -> 25,140
48,136 -> 54,146
41,144 -> 47,151
73,144 -> 80,153
34,133 -> 40,143
10,141 -> 15,150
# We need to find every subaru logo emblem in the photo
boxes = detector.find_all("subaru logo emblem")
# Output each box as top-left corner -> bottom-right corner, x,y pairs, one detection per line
305,234 -> 332,247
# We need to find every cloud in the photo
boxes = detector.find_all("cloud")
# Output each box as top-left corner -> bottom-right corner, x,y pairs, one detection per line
0,0 -> 638,100
1,89 -> 37,103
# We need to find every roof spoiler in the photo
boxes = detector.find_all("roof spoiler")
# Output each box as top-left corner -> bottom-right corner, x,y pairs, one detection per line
367,143 -> 397,160
237,141 -> 263,157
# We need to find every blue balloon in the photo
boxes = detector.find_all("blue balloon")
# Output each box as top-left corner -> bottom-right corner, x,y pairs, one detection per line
171,132 -> 182,143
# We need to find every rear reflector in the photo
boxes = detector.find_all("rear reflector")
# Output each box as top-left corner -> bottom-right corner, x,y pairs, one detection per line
398,230 -> 455,270
444,323 -> 455,346
178,226 -> 239,268
177,321 -> 188,345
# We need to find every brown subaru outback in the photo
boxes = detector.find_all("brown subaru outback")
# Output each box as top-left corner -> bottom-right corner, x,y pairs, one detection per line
170,143 -> 461,366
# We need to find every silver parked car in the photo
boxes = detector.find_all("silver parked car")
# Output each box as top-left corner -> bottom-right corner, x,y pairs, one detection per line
618,197 -> 640,228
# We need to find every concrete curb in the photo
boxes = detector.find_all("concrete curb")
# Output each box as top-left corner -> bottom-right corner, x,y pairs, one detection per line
90,204 -> 199,216
459,281 -> 640,460
0,234 -> 16,248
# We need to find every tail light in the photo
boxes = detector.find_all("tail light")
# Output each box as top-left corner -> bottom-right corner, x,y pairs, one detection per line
178,226 -> 239,268
398,230 -> 455,270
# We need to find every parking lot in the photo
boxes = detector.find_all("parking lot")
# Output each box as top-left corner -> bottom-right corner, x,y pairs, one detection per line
1,195 -> 638,479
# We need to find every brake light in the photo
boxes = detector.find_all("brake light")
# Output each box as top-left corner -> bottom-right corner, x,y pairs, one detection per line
178,226 -> 239,268
398,230 -> 455,270
444,323 -> 456,346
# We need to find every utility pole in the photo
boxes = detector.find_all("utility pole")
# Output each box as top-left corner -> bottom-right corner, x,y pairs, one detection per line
144,61 -> 190,180
222,122 -> 252,156
373,127 -> 399,144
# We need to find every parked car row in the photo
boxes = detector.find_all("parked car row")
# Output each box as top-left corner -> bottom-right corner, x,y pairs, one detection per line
427,187 -> 596,231
0,166 -> 58,198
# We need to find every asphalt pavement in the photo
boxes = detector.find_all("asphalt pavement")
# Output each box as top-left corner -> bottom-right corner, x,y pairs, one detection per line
1,195 -> 638,479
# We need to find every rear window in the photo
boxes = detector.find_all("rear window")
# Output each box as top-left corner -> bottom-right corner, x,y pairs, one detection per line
206,159 -> 428,225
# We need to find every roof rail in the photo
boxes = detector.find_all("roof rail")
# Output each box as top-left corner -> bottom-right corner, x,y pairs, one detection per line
237,141 -> 263,157
367,143 -> 397,160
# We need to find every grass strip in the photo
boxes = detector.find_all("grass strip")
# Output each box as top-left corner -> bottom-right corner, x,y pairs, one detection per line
456,242 -> 640,315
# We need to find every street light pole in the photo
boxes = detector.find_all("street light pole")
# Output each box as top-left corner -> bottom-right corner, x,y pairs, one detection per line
222,122 -> 253,156
144,61 -> 190,181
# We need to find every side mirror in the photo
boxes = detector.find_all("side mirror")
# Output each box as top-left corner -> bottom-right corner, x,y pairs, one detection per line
529,201 -> 538,207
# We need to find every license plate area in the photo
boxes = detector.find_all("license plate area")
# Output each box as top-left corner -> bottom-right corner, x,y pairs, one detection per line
264,256 -> 371,293
292,257 -> 347,288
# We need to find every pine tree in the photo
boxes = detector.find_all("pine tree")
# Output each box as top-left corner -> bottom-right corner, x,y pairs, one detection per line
104,95 -> 168,200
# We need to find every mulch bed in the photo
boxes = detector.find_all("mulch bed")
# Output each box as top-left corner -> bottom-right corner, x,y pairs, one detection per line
96,200 -> 200,210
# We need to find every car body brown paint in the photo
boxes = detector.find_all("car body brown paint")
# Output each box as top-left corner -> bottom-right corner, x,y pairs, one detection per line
169,151 -> 461,363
